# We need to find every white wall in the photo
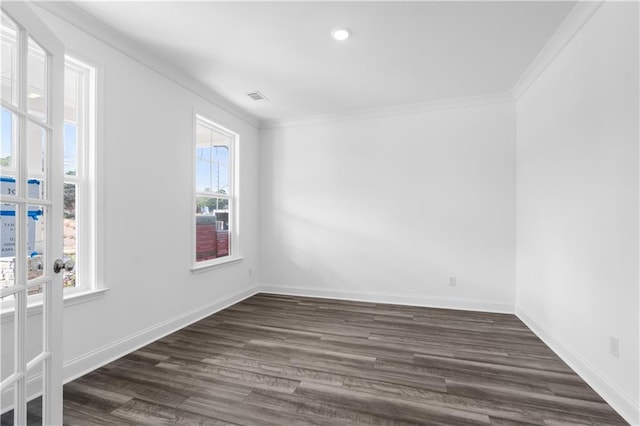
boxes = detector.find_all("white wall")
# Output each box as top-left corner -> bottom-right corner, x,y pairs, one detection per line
2,1 -> 636,423
515,2 -> 639,422
260,101 -> 517,312
1,4 -> 260,394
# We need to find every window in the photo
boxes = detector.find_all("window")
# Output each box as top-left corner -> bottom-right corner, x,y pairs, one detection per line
62,55 -> 96,293
194,115 -> 237,266
0,52 -> 95,302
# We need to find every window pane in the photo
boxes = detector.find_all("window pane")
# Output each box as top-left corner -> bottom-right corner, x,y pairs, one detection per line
27,121 -> 46,200
64,123 -> 77,175
195,125 -> 231,194
1,108 -> 17,170
1,13 -> 18,106
195,197 -> 230,261
27,204 -> 45,283
28,37 -> 47,122
27,316 -> 44,363
0,202 -> 17,289
63,183 -> 76,288
0,202 -> 44,293
26,382 -> 43,425
27,120 -> 46,175
64,66 -> 80,123
195,146 -> 212,192
195,204 -> 216,262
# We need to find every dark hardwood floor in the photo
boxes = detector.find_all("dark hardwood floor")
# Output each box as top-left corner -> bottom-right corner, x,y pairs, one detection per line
2,293 -> 628,425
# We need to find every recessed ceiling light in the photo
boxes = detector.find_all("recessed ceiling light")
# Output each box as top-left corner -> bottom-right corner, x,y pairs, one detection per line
331,28 -> 350,41
27,93 -> 41,99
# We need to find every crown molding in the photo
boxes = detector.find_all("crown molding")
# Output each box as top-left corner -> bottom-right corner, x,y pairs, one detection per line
34,1 -> 261,129
260,92 -> 515,130
511,0 -> 604,100
33,0 -> 597,129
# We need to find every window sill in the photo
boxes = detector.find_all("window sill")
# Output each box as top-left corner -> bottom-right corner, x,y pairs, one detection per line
191,256 -> 243,274
0,287 -> 110,323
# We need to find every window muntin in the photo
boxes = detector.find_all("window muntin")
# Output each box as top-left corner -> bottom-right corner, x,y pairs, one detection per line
194,116 -> 236,264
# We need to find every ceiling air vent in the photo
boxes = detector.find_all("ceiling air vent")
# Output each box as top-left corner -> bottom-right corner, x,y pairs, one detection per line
246,91 -> 268,101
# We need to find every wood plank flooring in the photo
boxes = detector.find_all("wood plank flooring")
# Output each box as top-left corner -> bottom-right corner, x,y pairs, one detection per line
2,293 -> 628,425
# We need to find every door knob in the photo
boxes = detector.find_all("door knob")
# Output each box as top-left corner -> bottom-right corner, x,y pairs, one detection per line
53,259 -> 74,273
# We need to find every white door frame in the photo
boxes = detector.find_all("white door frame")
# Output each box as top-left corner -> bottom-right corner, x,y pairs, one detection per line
0,3 -> 64,424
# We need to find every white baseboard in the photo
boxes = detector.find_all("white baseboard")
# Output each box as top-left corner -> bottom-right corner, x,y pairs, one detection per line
62,285 -> 260,384
258,284 -> 514,314
516,307 -> 639,426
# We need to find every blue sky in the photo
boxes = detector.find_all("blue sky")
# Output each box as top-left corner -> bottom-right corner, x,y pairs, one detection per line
196,145 -> 229,193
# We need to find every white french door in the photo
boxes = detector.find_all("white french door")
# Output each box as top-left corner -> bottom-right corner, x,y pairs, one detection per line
0,2 -> 64,425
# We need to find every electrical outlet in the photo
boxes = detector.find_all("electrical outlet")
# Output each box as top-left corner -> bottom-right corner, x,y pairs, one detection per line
448,276 -> 456,286
248,268 -> 253,277
609,336 -> 619,358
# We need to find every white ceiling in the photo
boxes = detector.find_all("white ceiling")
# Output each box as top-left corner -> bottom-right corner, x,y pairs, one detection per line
73,1 -> 576,124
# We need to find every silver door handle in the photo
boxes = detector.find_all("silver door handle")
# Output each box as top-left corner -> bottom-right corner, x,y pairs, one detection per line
53,259 -> 74,273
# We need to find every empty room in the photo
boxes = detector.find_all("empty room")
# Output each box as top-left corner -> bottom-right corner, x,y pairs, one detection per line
0,0 -> 639,425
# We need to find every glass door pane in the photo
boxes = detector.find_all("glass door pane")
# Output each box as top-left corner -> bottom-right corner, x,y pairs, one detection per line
27,37 -> 47,122
1,13 -> 19,106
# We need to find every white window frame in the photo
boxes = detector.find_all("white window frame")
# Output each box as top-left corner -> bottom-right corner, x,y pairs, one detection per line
0,53 -> 102,321
0,52 -> 104,323
192,113 -> 241,272
61,54 -> 98,298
